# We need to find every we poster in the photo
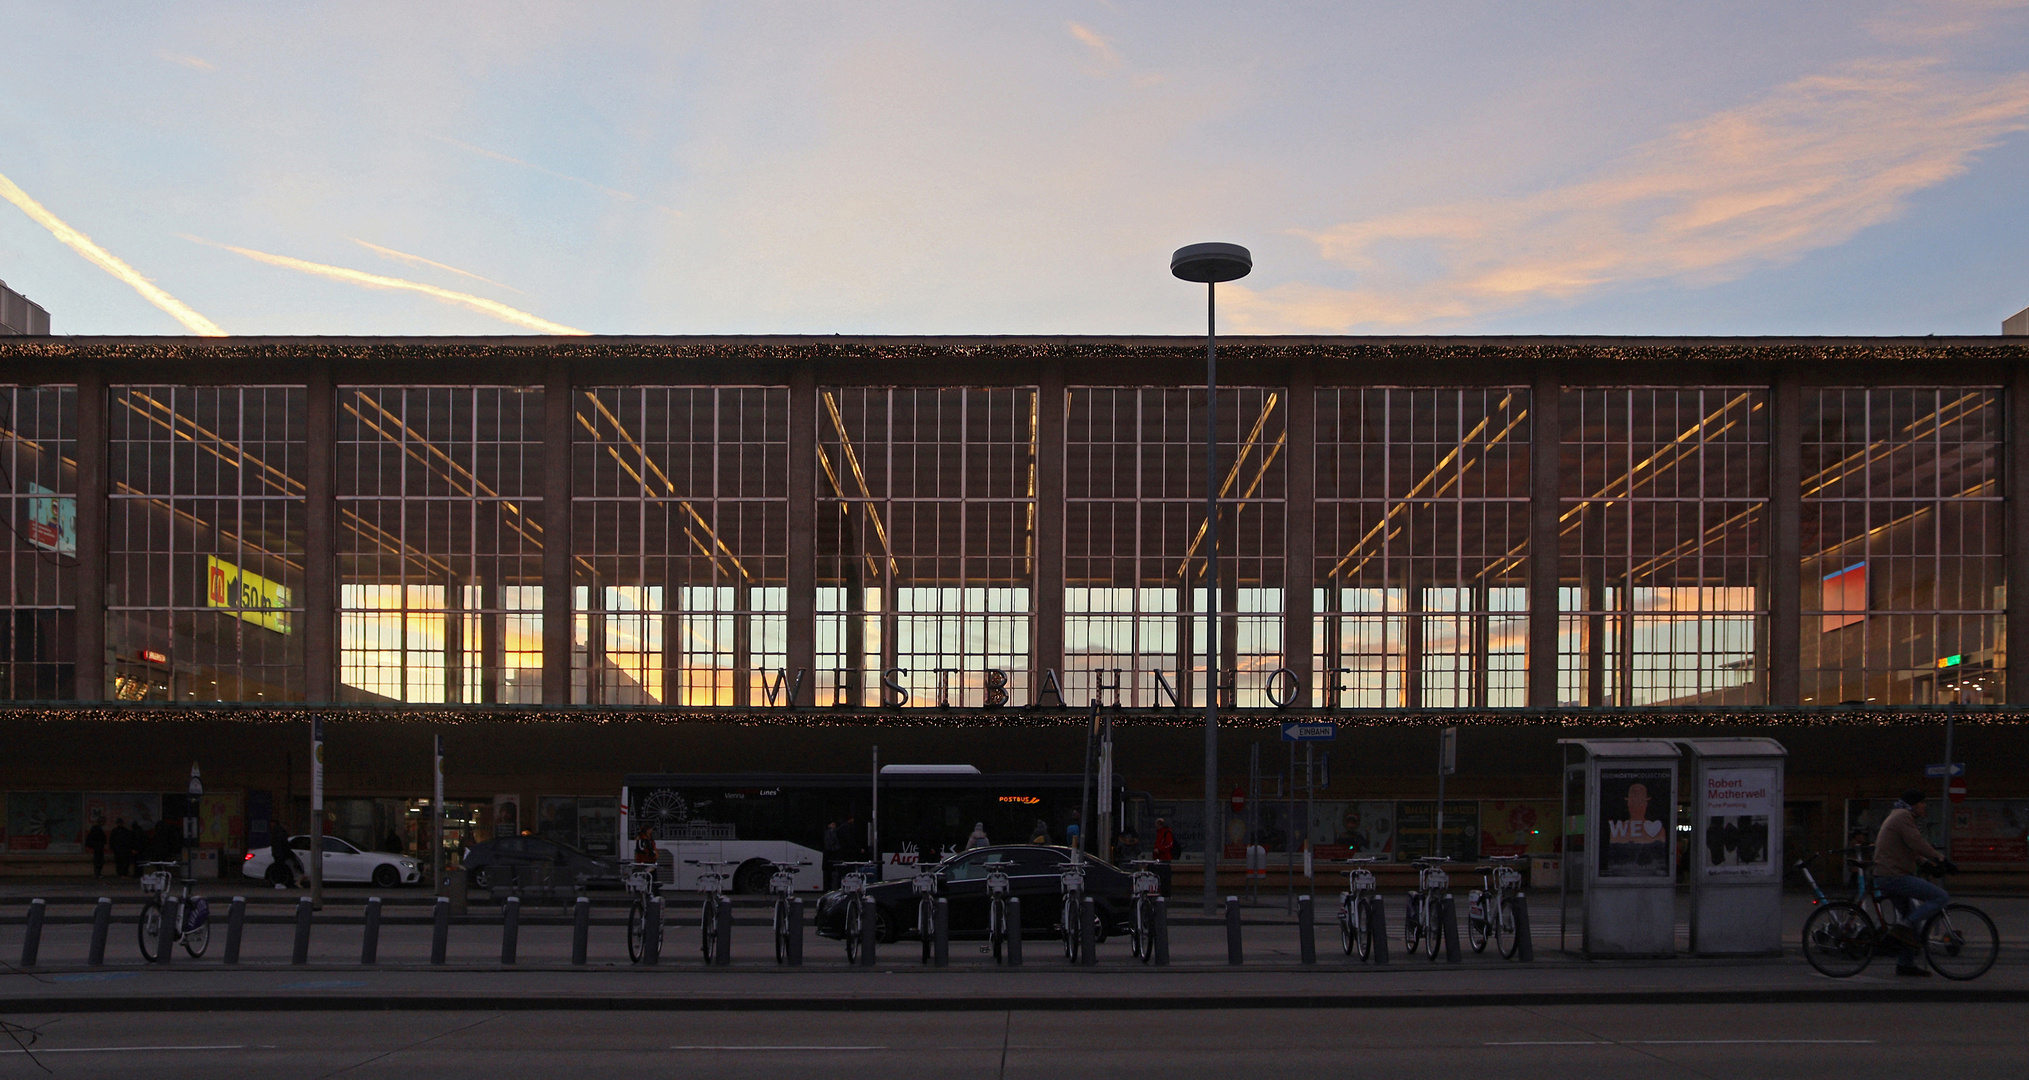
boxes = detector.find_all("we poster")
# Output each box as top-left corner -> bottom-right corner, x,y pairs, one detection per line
1598,768 -> 1672,878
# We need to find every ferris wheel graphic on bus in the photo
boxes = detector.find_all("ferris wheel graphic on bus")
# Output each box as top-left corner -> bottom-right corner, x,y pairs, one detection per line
640,790 -> 691,835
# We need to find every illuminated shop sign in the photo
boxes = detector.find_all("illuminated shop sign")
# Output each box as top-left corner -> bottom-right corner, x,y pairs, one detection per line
206,555 -> 291,634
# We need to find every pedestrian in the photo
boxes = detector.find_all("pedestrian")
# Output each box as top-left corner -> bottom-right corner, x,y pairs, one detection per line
380,828 -> 405,854
109,818 -> 134,877
1065,810 -> 1082,851
1117,827 -> 1141,862
84,819 -> 107,877
1153,818 -> 1177,862
1030,818 -> 1051,845
270,824 -> 303,888
966,822 -> 990,849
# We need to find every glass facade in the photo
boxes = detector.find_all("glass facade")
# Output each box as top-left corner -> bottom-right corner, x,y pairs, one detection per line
0,354 -> 2019,711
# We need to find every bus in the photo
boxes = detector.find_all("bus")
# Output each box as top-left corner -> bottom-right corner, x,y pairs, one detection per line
622,767 -> 1125,891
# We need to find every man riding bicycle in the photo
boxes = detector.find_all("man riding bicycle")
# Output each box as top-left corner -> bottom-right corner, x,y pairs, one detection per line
1873,789 -> 1957,977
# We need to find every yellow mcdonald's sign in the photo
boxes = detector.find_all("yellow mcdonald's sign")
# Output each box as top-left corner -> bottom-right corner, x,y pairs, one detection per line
206,556 -> 291,634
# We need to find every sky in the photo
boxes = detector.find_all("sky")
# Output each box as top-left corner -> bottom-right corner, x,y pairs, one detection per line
1,1 -> 2026,338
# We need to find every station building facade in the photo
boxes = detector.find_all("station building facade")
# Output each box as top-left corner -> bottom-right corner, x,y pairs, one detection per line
1,335 -> 2026,872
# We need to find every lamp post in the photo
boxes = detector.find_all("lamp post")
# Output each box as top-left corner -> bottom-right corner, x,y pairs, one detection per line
1171,242 -> 1252,917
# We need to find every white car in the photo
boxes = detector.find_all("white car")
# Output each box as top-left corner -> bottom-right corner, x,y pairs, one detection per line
241,835 -> 422,887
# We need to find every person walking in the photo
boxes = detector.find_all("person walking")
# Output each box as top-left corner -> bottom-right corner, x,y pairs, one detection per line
1873,789 -> 1956,977
109,818 -> 134,877
965,822 -> 990,850
270,825 -> 304,889
1064,810 -> 1082,851
85,820 -> 107,877
1152,818 -> 1177,862
1029,818 -> 1051,845
380,829 -> 405,855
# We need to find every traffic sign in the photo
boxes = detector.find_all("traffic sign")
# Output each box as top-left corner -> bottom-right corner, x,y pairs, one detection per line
1281,721 -> 1338,742
1949,782 -> 1967,804
1924,763 -> 1966,778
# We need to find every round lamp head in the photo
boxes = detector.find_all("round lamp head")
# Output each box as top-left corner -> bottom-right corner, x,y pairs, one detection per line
1170,242 -> 1252,283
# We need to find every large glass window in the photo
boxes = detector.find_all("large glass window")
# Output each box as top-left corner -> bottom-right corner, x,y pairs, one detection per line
0,385 -> 75,700
1802,388 -> 2002,704
108,386 -> 305,701
1560,389 -> 1767,706
1314,388 -> 1528,708
338,387 -> 544,703
818,387 -> 1035,707
1066,387 -> 1285,708
572,386 -> 788,705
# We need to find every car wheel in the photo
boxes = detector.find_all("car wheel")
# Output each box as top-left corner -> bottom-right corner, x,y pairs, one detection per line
733,861 -> 772,895
875,906 -> 897,944
469,866 -> 492,890
373,864 -> 400,888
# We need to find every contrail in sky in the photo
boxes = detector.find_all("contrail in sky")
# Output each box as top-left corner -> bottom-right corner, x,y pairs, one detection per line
0,170 -> 226,335
436,136 -> 681,216
190,238 -> 588,334
351,239 -> 524,294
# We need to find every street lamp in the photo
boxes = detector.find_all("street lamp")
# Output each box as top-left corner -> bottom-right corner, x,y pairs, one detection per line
1171,242 -> 1251,917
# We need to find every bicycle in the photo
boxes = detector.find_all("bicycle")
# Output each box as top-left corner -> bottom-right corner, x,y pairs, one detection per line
137,861 -> 209,961
624,863 -> 661,963
836,860 -> 877,964
1796,847 -> 1997,981
987,864 -> 1015,964
1126,859 -> 1163,963
1057,852 -> 1093,962
909,860 -> 944,964
766,859 -> 811,964
1465,855 -> 1527,959
1402,856 -> 1452,961
1336,856 -> 1381,960
685,858 -> 734,964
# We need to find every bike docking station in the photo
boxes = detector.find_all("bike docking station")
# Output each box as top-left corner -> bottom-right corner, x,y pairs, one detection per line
1559,739 -> 1680,958
1679,738 -> 1787,957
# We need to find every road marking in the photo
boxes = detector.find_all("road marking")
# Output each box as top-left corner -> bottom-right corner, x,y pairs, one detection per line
2,1045 -> 246,1055
670,1045 -> 887,1051
1486,1040 -> 1876,1047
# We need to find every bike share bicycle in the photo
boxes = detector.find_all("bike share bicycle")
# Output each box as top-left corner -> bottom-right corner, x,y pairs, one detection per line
766,859 -> 811,964
1126,859 -> 1164,962
1796,846 -> 1997,980
1402,856 -> 1454,961
1465,854 -> 1528,959
835,860 -> 878,964
685,859 -> 734,964
624,862 -> 662,963
137,860 -> 210,961
1057,851 -> 1098,962
909,860 -> 945,964
987,863 -> 1016,964
1337,856 -> 1382,960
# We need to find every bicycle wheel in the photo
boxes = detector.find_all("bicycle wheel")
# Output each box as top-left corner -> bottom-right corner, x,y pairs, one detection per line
990,899 -> 1006,964
774,901 -> 789,965
1403,895 -> 1423,956
1423,898 -> 1443,960
627,900 -> 646,963
1336,897 -> 1352,956
1355,895 -> 1374,961
1466,892 -> 1489,954
1130,896 -> 1148,961
1923,904 -> 1998,981
1801,901 -> 1876,978
701,900 -> 718,964
1495,894 -> 1521,960
137,899 -> 162,963
845,902 -> 862,964
920,899 -> 934,964
181,900 -> 210,958
1061,895 -> 1079,962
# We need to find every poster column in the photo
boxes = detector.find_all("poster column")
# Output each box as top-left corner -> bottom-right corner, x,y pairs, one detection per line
310,717 -> 324,909
1682,739 -> 1786,956
1566,738 -> 1680,958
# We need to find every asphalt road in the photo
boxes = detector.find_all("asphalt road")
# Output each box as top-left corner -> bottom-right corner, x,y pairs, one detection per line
2,1002 -> 2024,1079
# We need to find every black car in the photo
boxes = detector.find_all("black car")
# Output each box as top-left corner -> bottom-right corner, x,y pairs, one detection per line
814,845 -> 1136,943
462,835 -> 624,889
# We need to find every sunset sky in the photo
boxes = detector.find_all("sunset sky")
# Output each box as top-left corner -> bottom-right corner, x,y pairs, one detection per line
2,1 -> 2026,337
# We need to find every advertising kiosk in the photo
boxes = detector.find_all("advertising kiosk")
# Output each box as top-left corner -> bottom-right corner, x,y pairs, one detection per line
1559,739 -> 1680,958
1679,738 -> 1786,956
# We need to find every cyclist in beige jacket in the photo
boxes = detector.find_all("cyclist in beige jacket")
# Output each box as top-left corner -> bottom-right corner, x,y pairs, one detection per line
1873,790 -> 1955,976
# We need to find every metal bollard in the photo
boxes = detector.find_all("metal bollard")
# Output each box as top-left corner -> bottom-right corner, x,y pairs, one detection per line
1369,895 -> 1389,964
431,896 -> 450,965
714,896 -> 733,967
1151,896 -> 1169,966
223,897 -> 245,965
787,897 -> 804,966
361,897 -> 382,965
1513,894 -> 1534,962
291,896 -> 313,964
1441,895 -> 1462,963
1298,895 -> 1317,965
20,899 -> 44,967
88,897 -> 112,966
642,897 -> 663,965
571,895 -> 590,965
1225,896 -> 1243,965
156,897 -> 180,966
932,897 -> 949,968
1005,897 -> 1022,966
1078,896 -> 1097,966
857,896 -> 878,967
501,895 -> 520,964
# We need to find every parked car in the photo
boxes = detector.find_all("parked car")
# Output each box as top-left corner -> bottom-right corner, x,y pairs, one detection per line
241,835 -> 421,887
461,835 -> 625,889
813,845 -> 1132,943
